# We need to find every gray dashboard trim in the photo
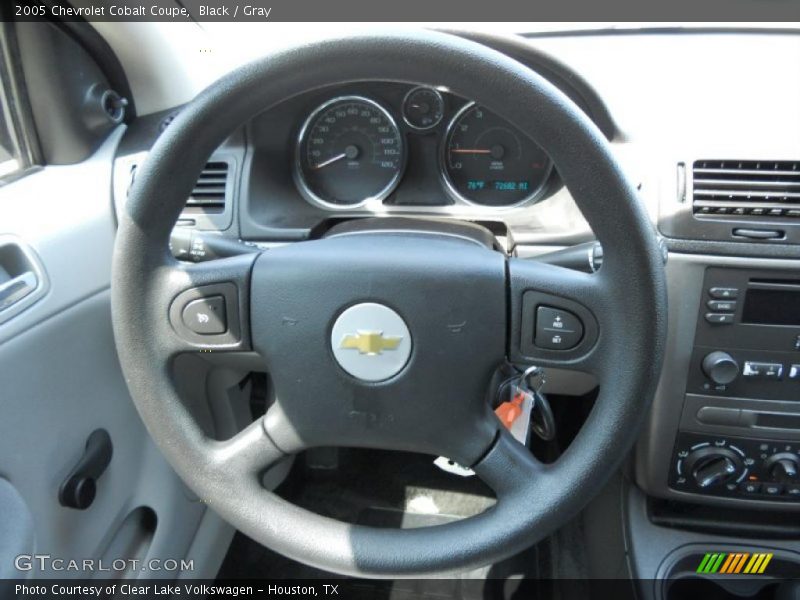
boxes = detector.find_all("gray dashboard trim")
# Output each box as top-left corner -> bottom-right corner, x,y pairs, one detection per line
666,237 -> 800,260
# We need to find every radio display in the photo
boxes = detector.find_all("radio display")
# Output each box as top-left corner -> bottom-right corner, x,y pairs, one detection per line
742,289 -> 800,326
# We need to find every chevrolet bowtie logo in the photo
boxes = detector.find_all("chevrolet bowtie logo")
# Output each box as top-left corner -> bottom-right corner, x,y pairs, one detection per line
340,331 -> 402,355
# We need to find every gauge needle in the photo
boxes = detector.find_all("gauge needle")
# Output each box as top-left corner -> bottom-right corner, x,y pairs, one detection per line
311,153 -> 347,170
452,145 -> 506,160
311,145 -> 360,170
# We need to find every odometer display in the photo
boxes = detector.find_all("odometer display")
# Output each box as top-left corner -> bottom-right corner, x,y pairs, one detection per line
443,103 -> 551,207
296,96 -> 404,208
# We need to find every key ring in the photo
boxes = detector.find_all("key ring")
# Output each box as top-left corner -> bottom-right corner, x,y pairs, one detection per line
520,365 -> 546,394
519,365 -> 556,442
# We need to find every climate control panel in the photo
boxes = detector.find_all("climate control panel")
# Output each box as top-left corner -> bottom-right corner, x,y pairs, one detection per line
670,432 -> 800,501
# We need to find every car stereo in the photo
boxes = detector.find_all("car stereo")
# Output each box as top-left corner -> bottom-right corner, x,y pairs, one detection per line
669,267 -> 800,502
686,269 -> 800,401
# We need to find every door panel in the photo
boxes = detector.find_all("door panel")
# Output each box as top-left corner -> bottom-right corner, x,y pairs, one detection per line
0,130 -> 230,579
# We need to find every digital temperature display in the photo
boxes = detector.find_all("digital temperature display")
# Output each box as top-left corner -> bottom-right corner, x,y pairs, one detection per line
467,180 -> 531,192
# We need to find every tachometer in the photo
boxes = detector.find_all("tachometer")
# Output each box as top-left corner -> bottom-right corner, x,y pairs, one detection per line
296,96 -> 404,208
442,103 -> 551,207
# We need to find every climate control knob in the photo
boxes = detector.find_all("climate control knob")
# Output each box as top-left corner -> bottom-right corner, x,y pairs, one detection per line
766,453 -> 800,483
702,351 -> 739,385
685,447 -> 744,489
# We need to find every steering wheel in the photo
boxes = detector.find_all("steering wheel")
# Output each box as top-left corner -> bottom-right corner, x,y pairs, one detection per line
112,30 -> 667,577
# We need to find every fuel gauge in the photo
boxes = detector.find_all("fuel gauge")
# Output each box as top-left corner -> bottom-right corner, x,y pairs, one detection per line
402,87 -> 444,130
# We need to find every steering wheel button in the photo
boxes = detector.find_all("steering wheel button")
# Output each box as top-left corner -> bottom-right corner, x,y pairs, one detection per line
534,306 -> 584,350
181,296 -> 227,335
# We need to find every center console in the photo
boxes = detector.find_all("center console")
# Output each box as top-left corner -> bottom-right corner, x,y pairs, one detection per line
668,267 -> 800,502
636,257 -> 800,510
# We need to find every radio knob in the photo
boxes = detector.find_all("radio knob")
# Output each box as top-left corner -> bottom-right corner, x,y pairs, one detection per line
702,351 -> 739,385
766,453 -> 800,483
685,447 -> 744,489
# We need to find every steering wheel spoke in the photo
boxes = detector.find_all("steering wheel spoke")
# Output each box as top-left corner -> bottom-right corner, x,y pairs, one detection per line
473,428 -> 547,500
209,417 -> 287,476
508,257 -> 610,376
155,253 -> 257,356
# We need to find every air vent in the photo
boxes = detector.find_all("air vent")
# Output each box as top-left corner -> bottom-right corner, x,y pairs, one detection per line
185,161 -> 229,213
128,161 -> 229,214
693,160 -> 800,219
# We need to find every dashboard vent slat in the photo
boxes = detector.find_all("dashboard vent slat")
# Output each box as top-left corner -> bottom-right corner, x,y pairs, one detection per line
129,160 -> 230,214
187,161 -> 229,213
692,160 -> 800,219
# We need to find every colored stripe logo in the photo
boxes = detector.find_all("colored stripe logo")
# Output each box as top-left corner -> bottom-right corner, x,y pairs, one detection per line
697,552 -> 773,574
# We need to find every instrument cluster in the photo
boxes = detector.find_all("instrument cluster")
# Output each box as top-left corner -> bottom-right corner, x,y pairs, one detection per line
292,86 -> 555,211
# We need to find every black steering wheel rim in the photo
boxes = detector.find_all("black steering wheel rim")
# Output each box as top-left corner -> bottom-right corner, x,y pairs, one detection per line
111,29 -> 667,577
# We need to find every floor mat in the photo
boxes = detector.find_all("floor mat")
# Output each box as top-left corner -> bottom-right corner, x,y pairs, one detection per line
217,448 -> 564,599
275,447 -> 496,527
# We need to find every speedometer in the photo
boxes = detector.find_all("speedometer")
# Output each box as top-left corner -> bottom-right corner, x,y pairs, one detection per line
296,96 -> 404,209
442,103 -> 552,207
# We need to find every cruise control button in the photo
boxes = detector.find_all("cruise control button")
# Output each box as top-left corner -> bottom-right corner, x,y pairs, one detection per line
707,300 -> 737,312
534,306 -> 584,350
182,296 -> 227,335
709,287 -> 739,300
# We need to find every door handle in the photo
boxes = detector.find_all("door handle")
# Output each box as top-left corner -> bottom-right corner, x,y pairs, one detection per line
0,235 -> 48,325
0,270 -> 38,310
